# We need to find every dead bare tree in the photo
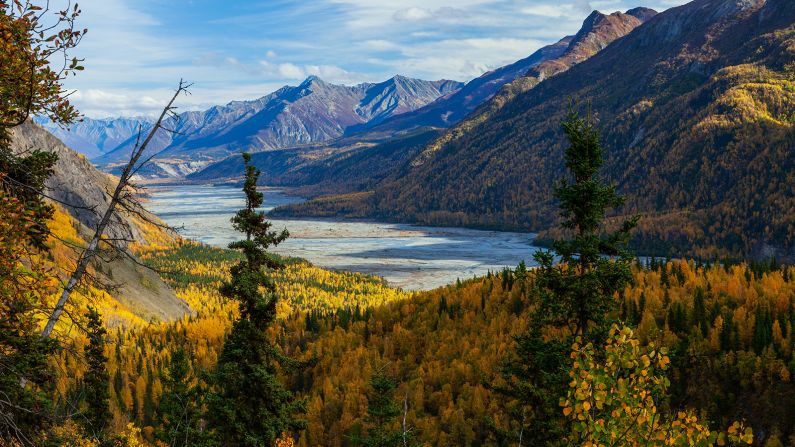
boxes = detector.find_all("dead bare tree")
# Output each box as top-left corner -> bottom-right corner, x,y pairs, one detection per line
402,391 -> 411,447
41,79 -> 191,339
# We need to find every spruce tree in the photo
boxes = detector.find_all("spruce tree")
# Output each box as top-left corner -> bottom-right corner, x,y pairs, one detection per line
155,348 -> 205,447
351,371 -> 406,447
206,152 -> 305,446
81,307 -> 111,442
499,107 -> 638,445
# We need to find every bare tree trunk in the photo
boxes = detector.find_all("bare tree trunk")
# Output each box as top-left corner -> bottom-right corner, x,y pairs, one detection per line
402,391 -> 409,447
41,80 -> 189,339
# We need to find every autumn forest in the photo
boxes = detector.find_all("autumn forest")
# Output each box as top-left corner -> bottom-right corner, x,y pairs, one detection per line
2,0 -> 794,446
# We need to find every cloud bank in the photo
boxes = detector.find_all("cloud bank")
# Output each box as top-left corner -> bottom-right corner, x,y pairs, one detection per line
62,0 -> 689,117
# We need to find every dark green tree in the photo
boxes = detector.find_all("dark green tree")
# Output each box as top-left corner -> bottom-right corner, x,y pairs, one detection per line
0,263 -> 57,445
80,307 -> 111,442
155,347 -> 206,447
351,371 -> 407,447
206,152 -> 305,446
498,107 -> 638,445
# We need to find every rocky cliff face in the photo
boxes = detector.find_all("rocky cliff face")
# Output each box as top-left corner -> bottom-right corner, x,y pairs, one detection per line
9,120 -> 150,243
8,120 -> 189,321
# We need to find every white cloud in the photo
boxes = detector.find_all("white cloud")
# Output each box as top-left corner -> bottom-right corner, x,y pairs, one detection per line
521,2 -> 593,18
393,6 -> 468,22
257,60 -> 369,85
362,39 -> 402,51
393,7 -> 433,21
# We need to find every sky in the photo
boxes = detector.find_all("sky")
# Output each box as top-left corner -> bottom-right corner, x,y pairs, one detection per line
59,0 -> 689,118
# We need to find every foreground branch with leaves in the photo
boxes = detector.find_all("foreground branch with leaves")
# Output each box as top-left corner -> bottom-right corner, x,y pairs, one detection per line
562,325 -> 754,446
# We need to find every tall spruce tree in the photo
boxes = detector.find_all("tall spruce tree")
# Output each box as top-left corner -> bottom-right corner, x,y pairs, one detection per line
81,307 -> 111,442
499,107 -> 638,446
155,348 -> 206,447
206,152 -> 305,446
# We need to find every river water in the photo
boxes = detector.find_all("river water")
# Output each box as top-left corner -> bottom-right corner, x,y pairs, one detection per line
145,184 -> 542,290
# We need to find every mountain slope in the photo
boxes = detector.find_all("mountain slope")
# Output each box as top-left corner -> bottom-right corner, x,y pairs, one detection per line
275,0 -> 795,260
355,37 -> 573,136
9,120 -> 189,321
91,76 -> 462,177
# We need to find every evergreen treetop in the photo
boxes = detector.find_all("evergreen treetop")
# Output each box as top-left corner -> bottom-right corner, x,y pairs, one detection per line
81,307 -> 111,442
352,370 -> 407,447
499,106 -> 638,446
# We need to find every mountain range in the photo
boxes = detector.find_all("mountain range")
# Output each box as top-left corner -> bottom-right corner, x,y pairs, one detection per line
40,76 -> 463,177
33,0 -> 795,260
360,7 -> 658,137
34,116 -> 154,160
45,9 -> 657,178
188,7 -> 656,187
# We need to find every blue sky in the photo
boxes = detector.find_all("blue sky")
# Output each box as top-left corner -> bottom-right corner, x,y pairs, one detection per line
63,0 -> 689,117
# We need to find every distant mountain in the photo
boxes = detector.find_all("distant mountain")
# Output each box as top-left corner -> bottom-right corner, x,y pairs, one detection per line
354,38 -> 573,136
192,7 -> 654,185
274,0 -> 795,260
84,75 -> 462,177
34,116 -> 153,159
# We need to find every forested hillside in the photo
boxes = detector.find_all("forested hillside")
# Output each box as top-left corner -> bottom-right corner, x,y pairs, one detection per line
274,0 -> 795,261
191,130 -> 442,198
56,242 -> 795,446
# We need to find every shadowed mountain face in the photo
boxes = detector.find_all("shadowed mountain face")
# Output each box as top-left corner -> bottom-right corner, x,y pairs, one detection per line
273,0 -> 795,260
8,121 -> 189,321
67,76 -> 462,177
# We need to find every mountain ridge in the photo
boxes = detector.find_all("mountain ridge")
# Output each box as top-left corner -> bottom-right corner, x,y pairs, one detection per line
71,75 -> 463,177
191,7 -> 656,189
8,120 -> 189,321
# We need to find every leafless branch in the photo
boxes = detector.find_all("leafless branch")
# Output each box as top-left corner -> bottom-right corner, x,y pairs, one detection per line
42,80 -> 190,339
